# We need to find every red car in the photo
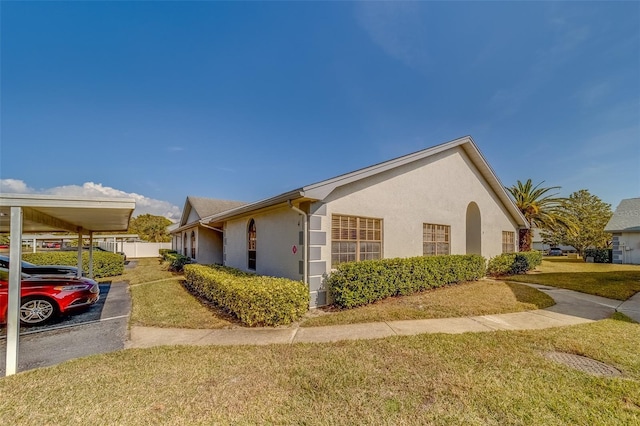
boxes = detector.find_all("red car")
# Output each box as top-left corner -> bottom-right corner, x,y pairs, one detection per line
0,268 -> 100,325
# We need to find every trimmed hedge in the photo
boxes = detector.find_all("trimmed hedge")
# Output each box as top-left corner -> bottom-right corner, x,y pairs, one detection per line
584,248 -> 612,263
327,254 -> 487,309
487,251 -> 542,277
184,264 -> 309,327
22,251 -> 124,278
161,250 -> 193,272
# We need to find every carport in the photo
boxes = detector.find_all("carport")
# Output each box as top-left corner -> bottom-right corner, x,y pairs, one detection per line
0,193 -> 135,376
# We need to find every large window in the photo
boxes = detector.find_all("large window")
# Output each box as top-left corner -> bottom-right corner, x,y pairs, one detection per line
502,231 -> 515,253
423,223 -> 450,256
248,219 -> 256,270
191,231 -> 196,259
331,215 -> 382,266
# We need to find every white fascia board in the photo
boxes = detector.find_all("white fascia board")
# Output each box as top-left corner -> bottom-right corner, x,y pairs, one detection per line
0,193 -> 135,209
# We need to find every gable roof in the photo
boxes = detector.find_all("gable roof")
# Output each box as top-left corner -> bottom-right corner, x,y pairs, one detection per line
604,198 -> 640,233
200,136 -> 528,227
178,196 -> 246,227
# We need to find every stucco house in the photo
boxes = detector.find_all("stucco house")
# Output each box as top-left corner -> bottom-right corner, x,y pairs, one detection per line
172,196 -> 246,264
172,136 -> 527,307
605,198 -> 640,265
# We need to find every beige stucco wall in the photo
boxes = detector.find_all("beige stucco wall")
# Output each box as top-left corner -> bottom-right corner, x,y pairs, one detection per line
618,233 -> 640,264
196,227 -> 224,264
186,208 -> 200,224
319,146 -> 519,270
224,206 -> 304,280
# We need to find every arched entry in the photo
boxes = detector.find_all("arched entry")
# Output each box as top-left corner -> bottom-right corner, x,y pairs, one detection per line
466,202 -> 481,255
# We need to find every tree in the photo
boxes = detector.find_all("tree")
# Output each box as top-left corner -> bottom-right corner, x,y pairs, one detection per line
128,214 -> 173,242
540,189 -> 612,255
506,179 -> 572,251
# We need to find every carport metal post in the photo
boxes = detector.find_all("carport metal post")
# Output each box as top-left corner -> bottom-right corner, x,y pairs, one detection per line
89,233 -> 94,278
77,232 -> 83,278
6,206 -> 23,376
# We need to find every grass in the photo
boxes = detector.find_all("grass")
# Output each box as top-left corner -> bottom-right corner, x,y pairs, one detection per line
114,259 -> 555,329
101,257 -> 236,329
504,258 -> 640,300
301,280 -> 554,327
1,320 -> 639,424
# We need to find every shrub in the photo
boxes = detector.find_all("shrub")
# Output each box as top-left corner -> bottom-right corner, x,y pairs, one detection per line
584,248 -> 612,263
22,251 -> 124,278
327,254 -> 486,309
161,250 -> 192,272
487,251 -> 542,277
184,264 -> 309,326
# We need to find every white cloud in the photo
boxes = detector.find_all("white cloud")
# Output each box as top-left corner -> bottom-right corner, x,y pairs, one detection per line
0,179 -> 34,194
0,179 -> 181,222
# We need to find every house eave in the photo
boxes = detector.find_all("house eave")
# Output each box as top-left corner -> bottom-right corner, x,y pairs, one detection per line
200,189 -> 307,225
604,227 -> 640,233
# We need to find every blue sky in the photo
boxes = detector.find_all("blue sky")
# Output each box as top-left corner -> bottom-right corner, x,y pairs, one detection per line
1,1 -> 638,221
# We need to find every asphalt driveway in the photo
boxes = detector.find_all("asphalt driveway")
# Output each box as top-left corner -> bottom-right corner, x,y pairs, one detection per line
0,281 -> 131,375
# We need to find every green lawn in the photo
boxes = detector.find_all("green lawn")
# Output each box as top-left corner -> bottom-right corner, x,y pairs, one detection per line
504,258 -> 640,300
1,319 -> 638,424
102,257 -> 237,329
117,259 -> 554,329
301,280 -> 554,327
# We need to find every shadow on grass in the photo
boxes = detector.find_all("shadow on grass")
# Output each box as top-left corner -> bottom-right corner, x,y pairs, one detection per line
610,312 -> 638,324
504,282 -> 555,309
506,271 -> 640,301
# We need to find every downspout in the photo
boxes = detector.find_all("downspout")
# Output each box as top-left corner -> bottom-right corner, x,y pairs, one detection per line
288,200 -> 308,286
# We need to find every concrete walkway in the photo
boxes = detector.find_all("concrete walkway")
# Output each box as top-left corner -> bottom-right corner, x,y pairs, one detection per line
125,282 -> 640,349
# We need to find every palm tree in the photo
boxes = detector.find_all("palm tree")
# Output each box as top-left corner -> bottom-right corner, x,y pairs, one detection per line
506,179 -> 572,251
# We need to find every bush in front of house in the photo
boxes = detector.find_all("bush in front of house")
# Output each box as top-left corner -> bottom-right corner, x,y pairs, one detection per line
583,248 -> 612,263
328,254 -> 487,309
183,264 -> 309,326
486,251 -> 542,277
22,251 -> 124,278
161,250 -> 192,272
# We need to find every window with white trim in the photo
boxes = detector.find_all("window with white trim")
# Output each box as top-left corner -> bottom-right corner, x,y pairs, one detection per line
502,231 -> 515,253
423,223 -> 450,256
331,214 -> 382,266
248,219 -> 257,270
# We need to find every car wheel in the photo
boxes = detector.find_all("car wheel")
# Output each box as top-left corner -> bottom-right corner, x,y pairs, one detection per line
20,297 -> 58,325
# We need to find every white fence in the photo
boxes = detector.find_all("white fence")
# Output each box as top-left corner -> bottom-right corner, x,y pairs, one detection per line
101,242 -> 172,258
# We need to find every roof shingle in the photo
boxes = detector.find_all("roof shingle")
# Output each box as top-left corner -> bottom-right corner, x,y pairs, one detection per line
605,198 -> 640,233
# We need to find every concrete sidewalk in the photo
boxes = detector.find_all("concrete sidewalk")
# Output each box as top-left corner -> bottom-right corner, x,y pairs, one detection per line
125,283 -> 639,349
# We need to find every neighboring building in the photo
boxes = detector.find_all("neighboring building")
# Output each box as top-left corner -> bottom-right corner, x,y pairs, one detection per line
531,228 -> 576,253
605,198 -> 640,265
172,136 -> 527,307
172,196 -> 246,264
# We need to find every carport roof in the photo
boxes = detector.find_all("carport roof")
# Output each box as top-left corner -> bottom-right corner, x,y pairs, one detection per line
0,193 -> 136,234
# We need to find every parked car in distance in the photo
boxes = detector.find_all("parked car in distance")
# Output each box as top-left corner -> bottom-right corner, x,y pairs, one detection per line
547,248 -> 564,256
0,255 -> 80,276
0,267 -> 100,325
